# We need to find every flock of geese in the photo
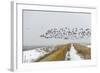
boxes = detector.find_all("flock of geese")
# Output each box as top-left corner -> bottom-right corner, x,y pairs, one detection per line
40,27 -> 91,39
23,27 -> 91,62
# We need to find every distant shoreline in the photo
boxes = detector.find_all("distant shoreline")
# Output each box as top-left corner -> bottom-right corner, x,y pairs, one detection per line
23,43 -> 90,51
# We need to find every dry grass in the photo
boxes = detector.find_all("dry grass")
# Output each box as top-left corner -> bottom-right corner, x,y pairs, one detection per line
73,43 -> 91,59
36,44 -> 71,62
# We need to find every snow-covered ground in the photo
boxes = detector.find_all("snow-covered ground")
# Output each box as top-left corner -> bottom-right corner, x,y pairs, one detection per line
23,49 -> 44,63
23,44 -> 89,63
65,44 -> 83,61
23,47 -> 56,63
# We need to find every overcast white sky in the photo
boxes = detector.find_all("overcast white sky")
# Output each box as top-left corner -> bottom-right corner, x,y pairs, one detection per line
23,10 -> 91,47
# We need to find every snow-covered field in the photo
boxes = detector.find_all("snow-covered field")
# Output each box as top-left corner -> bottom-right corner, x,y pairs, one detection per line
65,44 -> 83,61
23,44 -> 90,63
23,47 -> 56,63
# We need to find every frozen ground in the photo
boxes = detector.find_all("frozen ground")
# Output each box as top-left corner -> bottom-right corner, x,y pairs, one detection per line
23,49 -> 43,63
23,47 -> 56,63
23,44 -> 90,63
65,44 -> 83,61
